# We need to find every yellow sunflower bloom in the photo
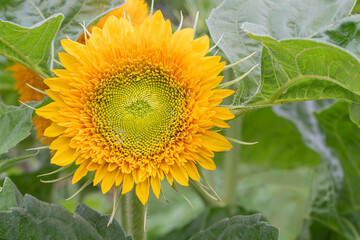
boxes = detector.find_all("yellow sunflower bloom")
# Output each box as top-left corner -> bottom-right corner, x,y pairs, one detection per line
36,11 -> 234,204
7,0 -> 149,144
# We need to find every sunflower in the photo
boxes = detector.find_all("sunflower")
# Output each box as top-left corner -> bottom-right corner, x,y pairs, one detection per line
8,0 -> 149,144
36,11 -> 234,204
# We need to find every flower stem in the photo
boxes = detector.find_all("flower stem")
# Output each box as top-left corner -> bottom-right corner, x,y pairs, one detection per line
120,190 -> 147,240
223,117 -> 242,211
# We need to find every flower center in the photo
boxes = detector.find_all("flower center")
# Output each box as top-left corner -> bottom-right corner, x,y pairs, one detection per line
87,60 -> 188,157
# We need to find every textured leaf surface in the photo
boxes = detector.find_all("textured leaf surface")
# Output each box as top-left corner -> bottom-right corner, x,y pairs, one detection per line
0,178 -> 129,240
157,206 -> 253,240
207,0 -> 355,104
0,102 -> 38,155
274,102 -> 360,239
313,15 -> 360,59
189,214 -> 278,240
311,15 -> 360,127
0,178 -> 24,211
242,24 -> 360,105
0,15 -> 63,78
0,0 -> 124,56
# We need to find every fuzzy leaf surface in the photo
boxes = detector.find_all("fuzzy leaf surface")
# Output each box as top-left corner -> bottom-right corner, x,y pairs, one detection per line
0,178 -> 130,240
207,0 -> 355,104
0,0 -> 124,56
0,102 -> 38,155
189,214 -> 278,240
242,24 -> 360,105
0,15 -> 63,78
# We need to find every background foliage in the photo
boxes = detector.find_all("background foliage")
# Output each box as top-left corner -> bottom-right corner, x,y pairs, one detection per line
1,0 -> 360,239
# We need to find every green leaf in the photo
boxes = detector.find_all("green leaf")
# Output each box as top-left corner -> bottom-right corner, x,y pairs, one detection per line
189,214 -> 278,240
349,102 -> 360,128
207,0 -> 356,104
0,14 -> 63,78
0,0 -> 125,57
76,203 -> 128,240
157,206 -> 253,240
273,101 -> 360,239
240,107 -> 321,168
242,24 -> 360,105
0,178 -> 24,211
313,15 -> 360,59
306,102 -> 360,239
0,102 -> 38,155
0,177 -> 129,240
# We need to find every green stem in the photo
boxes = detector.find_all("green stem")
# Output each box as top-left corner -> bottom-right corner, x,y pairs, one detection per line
120,190 -> 147,240
223,117 -> 242,210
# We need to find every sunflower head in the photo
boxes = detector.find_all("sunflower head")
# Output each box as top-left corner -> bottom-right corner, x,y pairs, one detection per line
37,11 -> 234,204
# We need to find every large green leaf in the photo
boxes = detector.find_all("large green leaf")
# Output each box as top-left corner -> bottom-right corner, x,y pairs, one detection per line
0,102 -> 38,155
0,15 -> 63,78
311,15 -> 360,127
241,24 -> 360,105
0,177 -> 131,240
189,214 -> 278,240
306,102 -> 360,239
240,107 -> 321,168
157,206 -> 254,240
273,101 -> 360,239
207,0 -> 356,104
0,0 -> 125,57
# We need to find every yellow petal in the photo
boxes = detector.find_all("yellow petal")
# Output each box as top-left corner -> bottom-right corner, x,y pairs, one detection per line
87,161 -> 100,171
194,153 -> 216,171
44,77 -> 71,92
101,169 -> 117,194
115,169 -> 123,186
44,123 -> 65,137
93,164 -> 108,186
151,176 -> 161,198
60,39 -> 86,60
165,171 -> 173,186
72,161 -> 89,184
135,178 -> 150,205
36,102 -> 59,120
58,52 -> 81,72
185,161 -> 200,182
214,107 -> 235,120
170,164 -> 189,186
211,89 -> 235,99
49,136 -> 70,150
50,147 -> 77,166
122,174 -> 134,194
200,131 -> 233,152
211,117 -> 230,128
